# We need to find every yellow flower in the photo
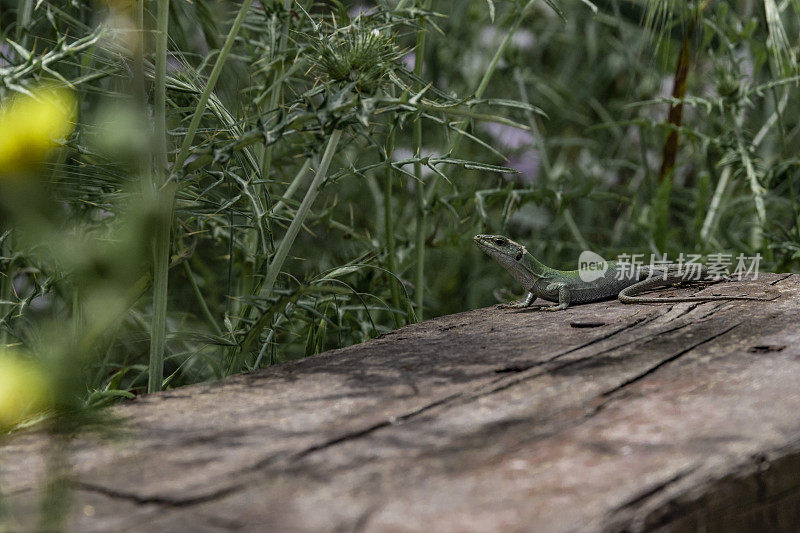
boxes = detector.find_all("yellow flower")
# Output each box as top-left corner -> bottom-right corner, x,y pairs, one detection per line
0,87 -> 76,177
0,352 -> 51,431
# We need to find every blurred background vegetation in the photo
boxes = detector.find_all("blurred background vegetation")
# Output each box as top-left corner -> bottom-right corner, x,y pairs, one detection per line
1,0 -> 800,419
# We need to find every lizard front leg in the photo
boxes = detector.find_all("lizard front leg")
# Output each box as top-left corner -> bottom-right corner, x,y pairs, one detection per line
498,291 -> 536,309
543,282 -> 570,311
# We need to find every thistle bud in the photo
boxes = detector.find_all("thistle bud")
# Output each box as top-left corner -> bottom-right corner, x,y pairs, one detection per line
313,25 -> 399,94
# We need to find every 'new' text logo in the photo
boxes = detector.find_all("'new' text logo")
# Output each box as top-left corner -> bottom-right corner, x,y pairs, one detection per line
578,251 -> 608,282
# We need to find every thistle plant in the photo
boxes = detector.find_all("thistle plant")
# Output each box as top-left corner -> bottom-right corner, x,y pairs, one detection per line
312,24 -> 400,94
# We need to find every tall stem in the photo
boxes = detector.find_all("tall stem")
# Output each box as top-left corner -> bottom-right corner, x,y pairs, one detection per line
184,261 -> 223,336
238,129 -> 343,356
260,0 -> 293,181
657,11 -> 697,183
0,234 -> 10,346
16,0 -> 34,48
133,0 -> 151,191
383,128 -> 402,324
733,113 -> 766,251
262,129 -> 342,300
271,159 -> 312,215
412,0 -> 431,321
700,166 -> 731,245
148,0 -> 170,393
173,0 -> 256,173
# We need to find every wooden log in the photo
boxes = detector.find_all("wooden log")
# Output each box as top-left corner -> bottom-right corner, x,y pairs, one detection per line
1,273 -> 799,532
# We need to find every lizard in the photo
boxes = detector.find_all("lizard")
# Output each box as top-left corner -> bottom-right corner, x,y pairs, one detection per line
474,234 -> 772,311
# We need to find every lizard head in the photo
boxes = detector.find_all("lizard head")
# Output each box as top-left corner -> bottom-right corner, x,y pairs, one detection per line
474,234 -> 537,288
474,234 -> 526,262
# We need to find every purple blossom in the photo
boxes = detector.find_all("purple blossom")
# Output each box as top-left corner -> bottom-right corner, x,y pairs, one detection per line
512,30 -> 535,51
30,293 -> 53,312
658,75 -> 674,99
480,27 -> 535,50
348,3 -> 377,18
482,122 -> 533,150
0,43 -> 14,68
480,27 -> 497,47
507,149 -> 540,183
401,52 -> 415,72
626,126 -> 640,147
167,55 -> 183,74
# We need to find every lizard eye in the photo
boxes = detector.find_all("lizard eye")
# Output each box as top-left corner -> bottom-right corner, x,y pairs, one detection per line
494,238 -> 506,246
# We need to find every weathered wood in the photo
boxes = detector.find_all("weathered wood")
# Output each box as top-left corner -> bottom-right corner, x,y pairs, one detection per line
2,274 -> 799,532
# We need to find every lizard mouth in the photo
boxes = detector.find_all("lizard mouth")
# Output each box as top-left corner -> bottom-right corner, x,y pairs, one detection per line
473,235 -> 489,248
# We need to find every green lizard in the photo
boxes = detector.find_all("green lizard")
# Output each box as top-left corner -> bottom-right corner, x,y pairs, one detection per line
474,234 -> 770,311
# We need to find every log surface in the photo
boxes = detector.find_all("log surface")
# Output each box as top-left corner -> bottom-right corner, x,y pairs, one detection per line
2,273 -> 800,532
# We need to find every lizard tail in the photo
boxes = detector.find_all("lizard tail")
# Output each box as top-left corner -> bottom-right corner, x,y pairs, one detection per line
618,295 -> 776,304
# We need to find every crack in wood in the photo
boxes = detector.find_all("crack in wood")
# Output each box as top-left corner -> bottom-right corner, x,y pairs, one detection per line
74,479 -> 245,508
488,313 -> 662,378
611,465 -> 700,512
306,303 -> 734,461
350,502 -> 380,533
770,273 -> 793,286
483,303 -> 724,399
271,307 -> 734,470
598,322 -> 740,399
71,392 -> 469,507
550,304 -> 723,374
291,391 -> 464,460
267,307 -> 708,467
